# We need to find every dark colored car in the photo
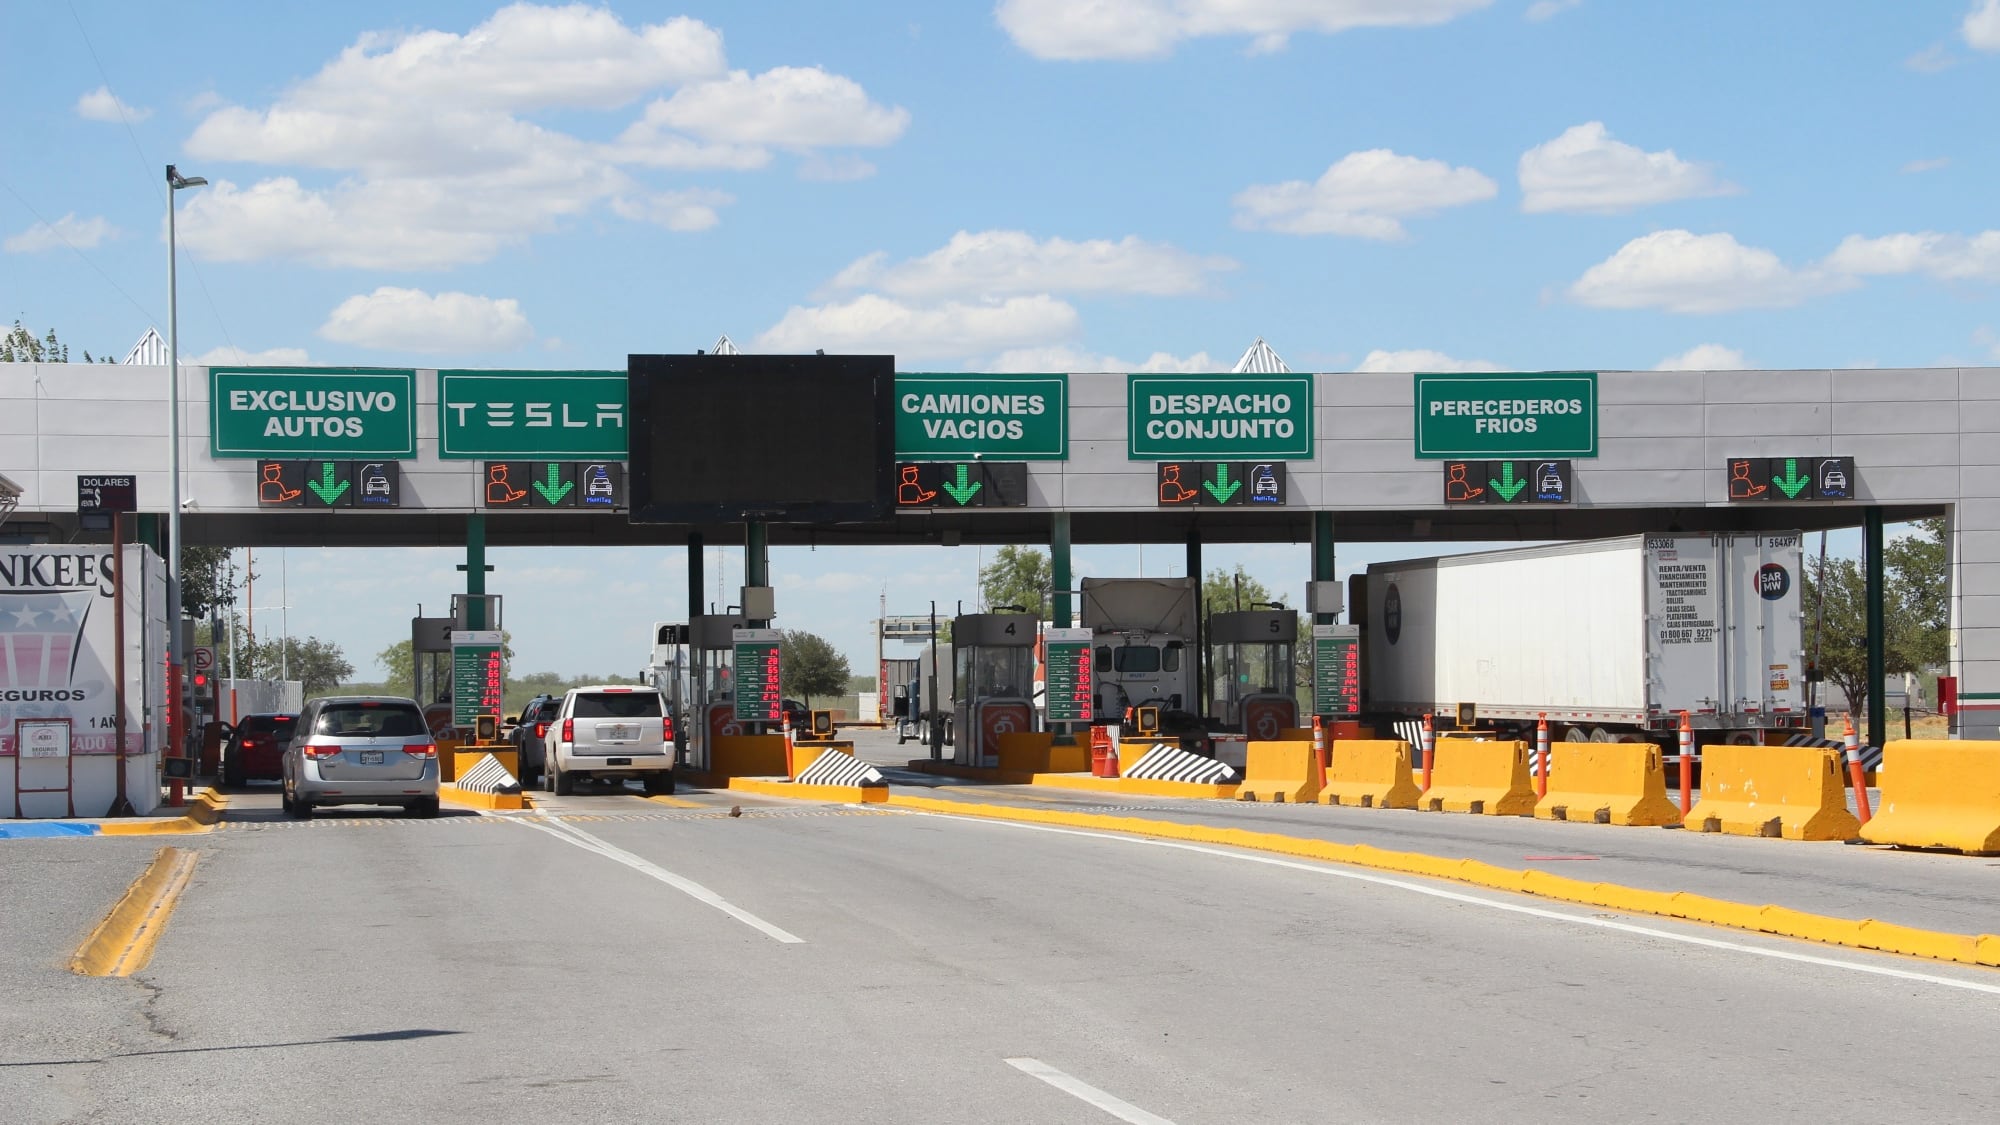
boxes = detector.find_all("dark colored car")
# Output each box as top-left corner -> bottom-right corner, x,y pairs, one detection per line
222,713 -> 299,788
510,694 -> 559,782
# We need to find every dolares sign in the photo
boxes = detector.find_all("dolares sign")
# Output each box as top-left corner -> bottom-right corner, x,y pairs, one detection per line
210,368 -> 417,459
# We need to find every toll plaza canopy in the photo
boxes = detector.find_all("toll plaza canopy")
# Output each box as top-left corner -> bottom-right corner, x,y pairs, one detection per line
0,361 -> 1987,725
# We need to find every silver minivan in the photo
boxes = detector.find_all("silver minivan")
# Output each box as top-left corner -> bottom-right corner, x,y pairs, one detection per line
282,695 -> 441,819
543,685 -> 674,796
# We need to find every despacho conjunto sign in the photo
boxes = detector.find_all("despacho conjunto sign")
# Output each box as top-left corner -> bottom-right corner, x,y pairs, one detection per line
1127,374 -> 1314,460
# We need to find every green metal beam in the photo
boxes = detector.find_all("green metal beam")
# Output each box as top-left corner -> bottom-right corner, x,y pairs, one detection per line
1865,508 -> 1886,747
1051,512 -> 1072,628
1313,511 -> 1336,625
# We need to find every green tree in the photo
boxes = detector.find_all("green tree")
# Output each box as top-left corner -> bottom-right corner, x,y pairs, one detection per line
243,635 -> 353,695
0,321 -> 112,363
179,546 -> 241,622
979,545 -> 1052,617
781,630 -> 851,706
1886,517 -> 1949,673
374,632 -> 515,692
1202,564 -> 1274,616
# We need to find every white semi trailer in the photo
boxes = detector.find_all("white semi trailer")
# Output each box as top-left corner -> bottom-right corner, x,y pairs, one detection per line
1361,532 -> 1808,743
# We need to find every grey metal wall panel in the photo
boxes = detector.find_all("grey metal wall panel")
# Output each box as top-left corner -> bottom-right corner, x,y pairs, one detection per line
1831,399 -> 1962,436
1702,403 -> 1832,437
1324,405 -> 1407,439
1831,368 -> 1961,402
1598,371 -> 1704,405
1703,369 -> 1831,403
39,399 -> 167,437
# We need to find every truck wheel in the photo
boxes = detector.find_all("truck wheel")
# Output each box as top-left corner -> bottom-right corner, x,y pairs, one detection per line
644,772 -> 675,797
554,764 -> 574,796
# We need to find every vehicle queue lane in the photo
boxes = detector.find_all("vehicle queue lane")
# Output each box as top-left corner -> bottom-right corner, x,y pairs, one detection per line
15,789 -> 2000,1123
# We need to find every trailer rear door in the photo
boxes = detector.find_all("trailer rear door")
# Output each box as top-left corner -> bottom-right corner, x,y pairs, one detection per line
1645,535 -> 1727,716
1724,532 -> 1806,719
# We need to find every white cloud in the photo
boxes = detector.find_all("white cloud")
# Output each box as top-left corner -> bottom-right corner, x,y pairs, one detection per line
610,188 -> 732,231
996,0 -> 1492,60
1825,231 -> 2000,282
1355,349 -> 1501,372
1966,0 -> 2000,50
1518,122 -> 1735,214
1525,0 -> 1582,20
1906,44 -> 1958,73
193,345 -> 313,366
829,231 -> 1233,299
1654,344 -> 1749,371
636,66 -> 908,147
1902,157 -> 1951,174
3,213 -> 115,253
1568,229 -> 1853,314
318,287 -> 533,352
75,86 -> 151,122
983,345 -> 1219,372
754,294 -> 1080,362
177,5 -> 904,269
1233,149 -> 1497,239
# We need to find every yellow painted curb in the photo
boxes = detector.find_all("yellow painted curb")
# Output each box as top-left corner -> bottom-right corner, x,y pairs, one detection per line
642,794 -> 706,809
439,785 -> 528,811
99,789 -> 228,836
70,846 -> 199,977
727,777 -> 889,804
882,795 -> 2000,970
1026,773 -> 1240,800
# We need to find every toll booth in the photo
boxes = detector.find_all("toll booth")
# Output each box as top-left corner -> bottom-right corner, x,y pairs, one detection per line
1209,608 -> 1299,741
687,613 -> 746,772
647,622 -> 693,764
951,612 -> 1038,767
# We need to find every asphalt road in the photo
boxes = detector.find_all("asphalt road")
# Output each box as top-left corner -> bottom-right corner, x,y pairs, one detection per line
4,771 -> 1999,1124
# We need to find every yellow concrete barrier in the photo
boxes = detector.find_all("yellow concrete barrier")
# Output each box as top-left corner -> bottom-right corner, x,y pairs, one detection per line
1533,741 -> 1682,827
454,748 -> 518,780
1685,744 -> 1858,841
995,731 -> 1085,774
1421,739 -> 1535,816
710,734 -> 789,778
1860,740 -> 2000,854
1319,739 -> 1421,809
1237,740 -> 1321,803
788,741 -> 840,778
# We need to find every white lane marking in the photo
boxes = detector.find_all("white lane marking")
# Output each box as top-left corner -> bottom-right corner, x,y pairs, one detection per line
518,815 -> 804,944
1005,1057 -> 1178,1125
907,811 -> 2000,997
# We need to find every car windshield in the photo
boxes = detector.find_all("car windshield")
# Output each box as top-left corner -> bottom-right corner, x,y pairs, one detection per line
315,703 -> 427,737
572,692 -> 663,719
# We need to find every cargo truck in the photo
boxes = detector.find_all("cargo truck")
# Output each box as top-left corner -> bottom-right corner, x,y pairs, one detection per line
1080,577 -> 1199,724
1359,533 -> 1807,744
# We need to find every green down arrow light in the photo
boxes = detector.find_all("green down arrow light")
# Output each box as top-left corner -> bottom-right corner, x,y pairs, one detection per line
1489,462 -> 1526,502
307,462 -> 349,504
1204,464 -> 1241,503
1773,457 -> 1810,499
941,464 -> 983,506
534,463 -> 574,504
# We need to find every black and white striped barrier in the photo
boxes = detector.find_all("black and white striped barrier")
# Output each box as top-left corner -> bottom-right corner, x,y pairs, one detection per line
1122,743 -> 1239,784
796,751 -> 887,787
455,754 -> 523,795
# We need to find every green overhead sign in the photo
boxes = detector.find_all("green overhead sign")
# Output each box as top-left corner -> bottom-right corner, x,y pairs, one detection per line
894,374 -> 1067,460
209,368 -> 417,459
1128,374 -> 1314,460
439,370 -> 628,459
1413,372 -> 1599,459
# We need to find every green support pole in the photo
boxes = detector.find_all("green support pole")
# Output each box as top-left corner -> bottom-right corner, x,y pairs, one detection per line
1188,528 -> 1203,716
136,513 -> 163,557
1865,508 -> 1886,748
461,513 -> 488,629
687,531 -> 704,619
1051,512 -> 1072,628
745,521 -> 767,589
1313,512 -> 1336,625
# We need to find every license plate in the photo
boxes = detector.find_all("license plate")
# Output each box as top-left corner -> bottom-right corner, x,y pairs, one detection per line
607,757 -> 632,766
359,750 -> 384,765
603,725 -> 636,741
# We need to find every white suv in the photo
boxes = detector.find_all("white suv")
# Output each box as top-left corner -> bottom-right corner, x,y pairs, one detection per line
543,685 -> 675,796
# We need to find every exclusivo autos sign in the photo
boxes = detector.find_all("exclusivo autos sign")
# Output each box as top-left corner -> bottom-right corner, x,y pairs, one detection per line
1128,374 -> 1313,460
209,368 -> 417,458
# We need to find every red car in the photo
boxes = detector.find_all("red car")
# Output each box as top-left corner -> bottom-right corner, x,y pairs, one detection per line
223,713 -> 299,788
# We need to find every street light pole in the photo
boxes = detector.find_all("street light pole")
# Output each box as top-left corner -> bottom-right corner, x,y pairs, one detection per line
166,164 -> 207,777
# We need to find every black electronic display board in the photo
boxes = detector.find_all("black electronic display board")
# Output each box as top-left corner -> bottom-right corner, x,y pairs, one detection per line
627,354 -> 896,524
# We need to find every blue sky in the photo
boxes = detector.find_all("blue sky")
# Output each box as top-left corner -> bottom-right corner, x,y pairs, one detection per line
5,1 -> 1995,680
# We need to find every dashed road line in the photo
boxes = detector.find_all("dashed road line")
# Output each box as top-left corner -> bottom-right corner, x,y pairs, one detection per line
1005,1058 -> 1178,1125
519,815 -> 804,943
